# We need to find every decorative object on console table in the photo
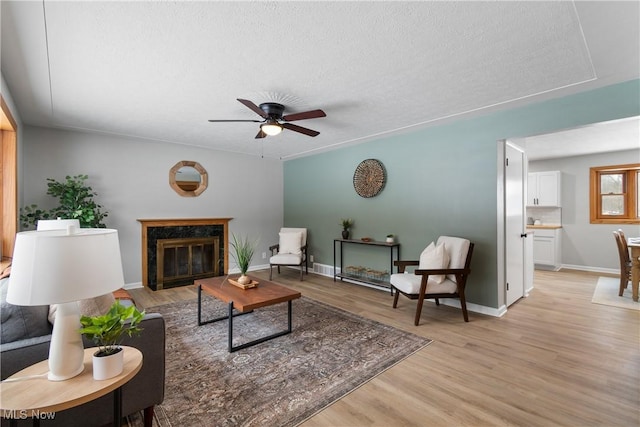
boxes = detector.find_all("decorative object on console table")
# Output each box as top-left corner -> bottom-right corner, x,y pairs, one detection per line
230,233 -> 257,286
341,218 -> 353,239
79,301 -> 145,380
333,238 -> 400,293
7,227 -> 125,381
386,234 -> 395,243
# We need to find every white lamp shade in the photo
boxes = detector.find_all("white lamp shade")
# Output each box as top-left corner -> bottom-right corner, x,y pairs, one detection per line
7,228 -> 125,306
37,218 -> 81,231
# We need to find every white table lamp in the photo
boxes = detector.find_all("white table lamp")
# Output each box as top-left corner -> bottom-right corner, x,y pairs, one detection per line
36,218 -> 81,231
7,227 -> 125,381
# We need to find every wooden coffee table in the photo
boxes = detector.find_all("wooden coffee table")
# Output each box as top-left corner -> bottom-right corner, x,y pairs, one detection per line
195,275 -> 301,352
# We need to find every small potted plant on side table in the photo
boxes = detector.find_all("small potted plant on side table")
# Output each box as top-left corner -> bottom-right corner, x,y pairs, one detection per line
386,234 -> 395,243
341,218 -> 353,239
79,301 -> 145,380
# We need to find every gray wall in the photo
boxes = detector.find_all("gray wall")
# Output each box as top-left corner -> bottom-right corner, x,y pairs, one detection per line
283,79 -> 640,310
530,149 -> 640,270
21,126 -> 284,285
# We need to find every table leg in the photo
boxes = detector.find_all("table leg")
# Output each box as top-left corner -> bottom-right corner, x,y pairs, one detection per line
228,300 -> 294,353
631,247 -> 639,302
198,287 -> 251,326
114,387 -> 122,427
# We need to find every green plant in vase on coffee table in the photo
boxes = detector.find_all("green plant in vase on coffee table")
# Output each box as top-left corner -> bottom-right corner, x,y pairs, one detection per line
230,233 -> 257,285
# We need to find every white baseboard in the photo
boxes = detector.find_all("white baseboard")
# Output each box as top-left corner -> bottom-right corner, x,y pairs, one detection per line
311,262 -> 503,317
560,264 -> 619,275
124,282 -> 143,290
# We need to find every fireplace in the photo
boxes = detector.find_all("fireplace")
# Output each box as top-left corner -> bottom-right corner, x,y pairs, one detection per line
138,218 -> 231,291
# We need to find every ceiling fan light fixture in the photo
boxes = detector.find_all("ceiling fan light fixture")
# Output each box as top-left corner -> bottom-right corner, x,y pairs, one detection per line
261,121 -> 283,136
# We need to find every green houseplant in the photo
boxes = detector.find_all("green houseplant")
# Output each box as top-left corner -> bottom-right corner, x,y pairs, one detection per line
20,174 -> 108,229
230,233 -> 257,285
340,218 -> 353,239
79,301 -> 145,380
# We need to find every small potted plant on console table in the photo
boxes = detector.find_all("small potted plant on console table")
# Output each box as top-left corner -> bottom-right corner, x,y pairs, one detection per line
341,218 -> 354,239
79,301 -> 145,380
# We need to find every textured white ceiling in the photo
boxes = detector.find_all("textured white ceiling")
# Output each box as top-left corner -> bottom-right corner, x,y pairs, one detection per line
523,116 -> 640,161
1,1 -> 639,160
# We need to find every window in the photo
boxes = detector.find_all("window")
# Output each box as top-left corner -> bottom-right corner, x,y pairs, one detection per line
590,163 -> 640,224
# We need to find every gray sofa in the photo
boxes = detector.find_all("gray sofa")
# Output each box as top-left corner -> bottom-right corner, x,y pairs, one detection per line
1,278 -> 165,427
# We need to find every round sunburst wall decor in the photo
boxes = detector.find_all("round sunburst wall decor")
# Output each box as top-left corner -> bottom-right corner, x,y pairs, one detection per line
353,159 -> 386,198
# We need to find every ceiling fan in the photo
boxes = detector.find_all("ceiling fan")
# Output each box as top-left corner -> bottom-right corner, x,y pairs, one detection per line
208,99 -> 326,139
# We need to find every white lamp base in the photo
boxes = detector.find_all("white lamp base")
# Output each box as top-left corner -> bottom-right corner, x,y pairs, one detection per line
48,301 -> 85,381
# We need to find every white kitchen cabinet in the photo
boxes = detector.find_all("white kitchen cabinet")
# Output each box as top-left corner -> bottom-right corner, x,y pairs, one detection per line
532,228 -> 562,270
527,171 -> 561,207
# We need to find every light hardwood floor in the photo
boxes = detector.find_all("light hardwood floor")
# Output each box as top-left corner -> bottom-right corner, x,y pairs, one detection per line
129,269 -> 640,426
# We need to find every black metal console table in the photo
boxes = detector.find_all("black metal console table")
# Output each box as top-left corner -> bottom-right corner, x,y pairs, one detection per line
333,239 -> 400,292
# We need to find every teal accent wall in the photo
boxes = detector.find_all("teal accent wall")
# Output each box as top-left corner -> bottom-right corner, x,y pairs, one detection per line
284,79 -> 640,309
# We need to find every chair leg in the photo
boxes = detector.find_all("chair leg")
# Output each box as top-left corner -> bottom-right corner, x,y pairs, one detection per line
269,265 -> 273,280
143,406 -> 154,427
434,298 -> 440,306
414,294 -> 426,326
392,287 -> 400,308
459,292 -> 469,322
300,265 -> 303,281
619,275 -> 626,296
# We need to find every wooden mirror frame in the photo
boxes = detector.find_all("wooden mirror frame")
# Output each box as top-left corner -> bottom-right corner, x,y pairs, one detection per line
169,160 -> 208,197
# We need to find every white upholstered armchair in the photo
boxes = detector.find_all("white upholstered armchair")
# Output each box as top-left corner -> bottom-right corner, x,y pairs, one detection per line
269,228 -> 308,281
390,236 -> 474,325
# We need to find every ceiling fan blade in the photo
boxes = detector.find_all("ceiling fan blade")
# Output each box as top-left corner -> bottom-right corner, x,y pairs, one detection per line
255,129 -> 267,139
282,122 -> 320,137
237,98 -> 267,118
282,109 -> 326,122
208,119 -> 263,122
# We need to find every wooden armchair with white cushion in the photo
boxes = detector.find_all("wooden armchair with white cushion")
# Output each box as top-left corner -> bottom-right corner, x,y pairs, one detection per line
390,236 -> 474,325
269,228 -> 308,281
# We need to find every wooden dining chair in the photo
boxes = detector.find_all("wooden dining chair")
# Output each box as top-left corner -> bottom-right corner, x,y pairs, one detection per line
613,230 -> 632,296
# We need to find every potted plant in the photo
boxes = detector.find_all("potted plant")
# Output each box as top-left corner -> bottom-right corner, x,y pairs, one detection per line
386,234 -> 395,243
79,301 -> 145,380
230,233 -> 256,285
340,218 -> 353,239
20,174 -> 108,229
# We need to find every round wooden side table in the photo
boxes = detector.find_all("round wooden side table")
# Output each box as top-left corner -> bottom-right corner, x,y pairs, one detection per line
0,346 -> 142,427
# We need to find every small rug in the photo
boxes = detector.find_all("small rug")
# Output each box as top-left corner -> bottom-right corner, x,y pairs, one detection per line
127,296 -> 431,426
591,276 -> 639,311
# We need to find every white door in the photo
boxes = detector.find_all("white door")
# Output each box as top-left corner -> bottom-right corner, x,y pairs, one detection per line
505,143 -> 526,306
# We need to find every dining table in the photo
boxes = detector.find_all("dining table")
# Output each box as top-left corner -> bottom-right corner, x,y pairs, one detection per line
629,237 -> 640,302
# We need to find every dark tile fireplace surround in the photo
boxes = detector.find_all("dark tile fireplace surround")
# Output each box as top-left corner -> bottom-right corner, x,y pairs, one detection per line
138,218 -> 231,291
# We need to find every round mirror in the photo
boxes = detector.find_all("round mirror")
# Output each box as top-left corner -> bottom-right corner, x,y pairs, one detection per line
169,161 -> 208,197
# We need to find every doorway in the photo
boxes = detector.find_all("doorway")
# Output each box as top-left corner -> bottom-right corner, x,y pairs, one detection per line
504,141 -> 529,307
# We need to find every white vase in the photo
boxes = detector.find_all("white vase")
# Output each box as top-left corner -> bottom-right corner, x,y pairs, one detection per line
92,347 -> 124,380
386,237 -> 394,243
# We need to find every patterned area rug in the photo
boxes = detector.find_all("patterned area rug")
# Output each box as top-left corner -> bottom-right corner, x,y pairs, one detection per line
591,276 -> 639,311
126,296 -> 431,426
